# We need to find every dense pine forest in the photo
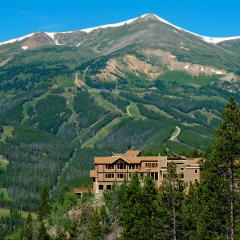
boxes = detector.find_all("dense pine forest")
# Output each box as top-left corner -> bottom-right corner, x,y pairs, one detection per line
0,97 -> 239,240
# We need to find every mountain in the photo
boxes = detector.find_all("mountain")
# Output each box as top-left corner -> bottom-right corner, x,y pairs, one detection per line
0,13 -> 239,211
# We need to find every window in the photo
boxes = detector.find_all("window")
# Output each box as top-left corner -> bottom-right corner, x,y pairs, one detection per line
146,163 -> 158,168
106,165 -> 114,169
181,168 -> 184,170
117,162 -> 126,169
195,169 -> 198,173
129,164 -> 139,169
99,185 -> 104,190
117,173 -> 125,179
150,172 -> 158,180
105,173 -> 114,178
163,173 -> 166,178
129,173 -> 132,179
139,173 -> 144,180
107,185 -> 112,190
195,179 -> 198,183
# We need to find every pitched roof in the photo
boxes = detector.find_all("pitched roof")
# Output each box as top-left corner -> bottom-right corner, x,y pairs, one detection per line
94,155 -> 161,164
186,158 -> 203,165
90,170 -> 97,178
94,150 -> 203,165
92,154 -> 202,166
74,188 -> 89,194
125,150 -> 141,156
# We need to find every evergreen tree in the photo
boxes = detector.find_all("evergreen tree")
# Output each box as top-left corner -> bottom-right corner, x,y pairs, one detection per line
182,183 -> 207,240
119,173 -> 165,240
38,186 -> 51,220
38,221 -> 50,240
85,209 -> 104,240
55,231 -> 68,240
0,125 -> 3,134
201,97 -> 240,239
160,162 -> 185,240
21,213 -> 33,240
142,174 -> 165,240
104,183 -> 124,239
119,172 -> 144,240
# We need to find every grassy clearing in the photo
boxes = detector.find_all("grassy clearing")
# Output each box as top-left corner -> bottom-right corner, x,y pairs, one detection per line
54,74 -> 74,88
0,208 -> 10,218
165,140 -> 194,154
0,126 -> 14,142
144,104 -> 173,119
0,188 -> 10,201
160,71 -> 219,87
0,208 -> 37,219
22,101 -> 34,123
89,89 -> 120,112
0,156 -> 9,170
127,103 -> 144,120
178,128 -> 212,150
82,117 -> 124,148
61,88 -> 75,111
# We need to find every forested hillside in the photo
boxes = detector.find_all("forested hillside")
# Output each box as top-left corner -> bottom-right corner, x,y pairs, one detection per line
7,97 -> 239,240
0,14 -> 239,238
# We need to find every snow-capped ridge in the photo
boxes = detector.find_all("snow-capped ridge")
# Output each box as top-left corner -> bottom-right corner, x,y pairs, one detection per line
142,13 -> 240,44
0,33 -> 35,46
0,13 -> 240,47
80,16 -> 140,33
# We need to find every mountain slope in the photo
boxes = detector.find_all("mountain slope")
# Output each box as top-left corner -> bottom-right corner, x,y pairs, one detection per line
0,13 -> 239,211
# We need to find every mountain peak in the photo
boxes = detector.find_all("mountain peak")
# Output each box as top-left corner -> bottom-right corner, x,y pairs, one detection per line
1,13 -> 240,47
140,13 -> 160,20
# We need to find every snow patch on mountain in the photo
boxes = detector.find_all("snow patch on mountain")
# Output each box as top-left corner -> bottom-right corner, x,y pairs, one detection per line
81,17 -> 139,33
0,13 -> 240,46
44,32 -> 63,45
201,36 -> 240,44
143,14 -> 240,44
21,46 -> 28,50
0,33 -> 34,46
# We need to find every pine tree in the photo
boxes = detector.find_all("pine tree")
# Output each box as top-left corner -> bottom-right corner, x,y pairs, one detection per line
21,213 -> 33,240
104,183 -> 119,237
85,209 -> 104,240
119,172 -> 144,240
201,97 -> 240,239
38,186 -> 51,220
182,183 -> 207,240
38,221 -> 50,240
160,162 -> 185,240
142,174 -> 165,240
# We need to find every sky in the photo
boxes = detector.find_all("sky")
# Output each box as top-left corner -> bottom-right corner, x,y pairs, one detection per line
1,0 -> 240,42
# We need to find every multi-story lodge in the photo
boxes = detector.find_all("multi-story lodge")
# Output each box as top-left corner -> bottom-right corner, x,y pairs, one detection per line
90,150 -> 203,193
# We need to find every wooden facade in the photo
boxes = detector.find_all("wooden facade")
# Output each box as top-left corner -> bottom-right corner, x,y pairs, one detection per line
90,150 -> 203,193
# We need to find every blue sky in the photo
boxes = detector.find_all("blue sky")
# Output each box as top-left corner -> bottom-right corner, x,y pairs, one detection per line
1,0 -> 240,42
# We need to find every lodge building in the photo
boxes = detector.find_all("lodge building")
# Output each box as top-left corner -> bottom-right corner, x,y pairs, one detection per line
90,150 -> 203,193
